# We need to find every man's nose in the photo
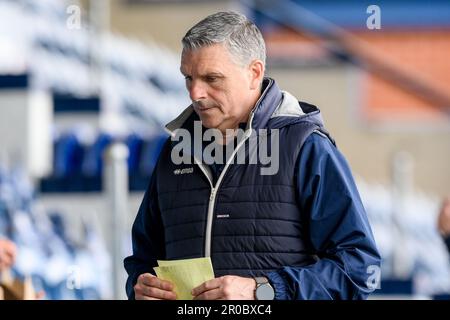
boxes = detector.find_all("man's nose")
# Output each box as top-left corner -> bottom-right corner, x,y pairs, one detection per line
189,80 -> 207,101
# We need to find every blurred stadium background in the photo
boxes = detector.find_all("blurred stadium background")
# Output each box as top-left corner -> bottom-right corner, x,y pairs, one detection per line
0,0 -> 449,299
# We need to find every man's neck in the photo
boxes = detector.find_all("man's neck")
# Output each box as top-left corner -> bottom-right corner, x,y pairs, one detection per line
215,127 -> 239,145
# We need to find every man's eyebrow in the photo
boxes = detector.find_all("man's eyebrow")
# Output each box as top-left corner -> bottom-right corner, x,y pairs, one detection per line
203,72 -> 224,77
179,70 -> 225,77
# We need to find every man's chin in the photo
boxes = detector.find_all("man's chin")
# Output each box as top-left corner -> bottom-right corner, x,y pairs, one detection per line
198,116 -> 221,129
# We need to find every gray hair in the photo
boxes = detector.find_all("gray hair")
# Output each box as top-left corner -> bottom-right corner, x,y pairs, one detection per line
182,11 -> 266,68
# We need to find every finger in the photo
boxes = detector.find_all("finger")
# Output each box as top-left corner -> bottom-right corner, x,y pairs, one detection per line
140,273 -> 174,291
137,284 -> 177,300
192,278 -> 222,296
136,293 -> 160,300
193,287 -> 222,300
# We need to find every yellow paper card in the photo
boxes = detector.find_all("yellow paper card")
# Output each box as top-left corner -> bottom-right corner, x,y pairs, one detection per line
153,257 -> 215,300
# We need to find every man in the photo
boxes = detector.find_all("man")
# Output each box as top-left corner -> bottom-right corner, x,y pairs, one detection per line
124,11 -> 381,300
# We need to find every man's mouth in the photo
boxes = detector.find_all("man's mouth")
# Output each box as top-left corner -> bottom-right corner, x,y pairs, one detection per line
194,103 -> 216,111
197,106 -> 213,111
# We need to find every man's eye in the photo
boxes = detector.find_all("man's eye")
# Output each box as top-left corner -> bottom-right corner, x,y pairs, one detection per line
184,76 -> 192,82
206,76 -> 217,83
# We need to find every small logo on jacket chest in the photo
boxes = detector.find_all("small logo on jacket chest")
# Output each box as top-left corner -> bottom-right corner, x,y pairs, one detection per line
173,167 -> 194,175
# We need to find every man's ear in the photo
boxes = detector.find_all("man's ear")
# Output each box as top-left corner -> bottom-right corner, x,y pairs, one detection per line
248,60 -> 265,90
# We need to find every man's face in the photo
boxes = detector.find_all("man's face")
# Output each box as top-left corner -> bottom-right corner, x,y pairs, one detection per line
180,44 -> 261,133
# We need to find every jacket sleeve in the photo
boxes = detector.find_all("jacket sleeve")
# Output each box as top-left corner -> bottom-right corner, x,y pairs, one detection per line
123,169 -> 166,299
266,133 -> 381,300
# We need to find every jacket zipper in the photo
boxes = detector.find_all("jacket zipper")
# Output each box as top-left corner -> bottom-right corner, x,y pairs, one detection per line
202,126 -> 253,257
192,83 -> 270,257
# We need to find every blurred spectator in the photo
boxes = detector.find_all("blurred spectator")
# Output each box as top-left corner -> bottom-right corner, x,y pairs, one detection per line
0,238 -> 16,272
437,197 -> 450,254
0,238 -> 46,299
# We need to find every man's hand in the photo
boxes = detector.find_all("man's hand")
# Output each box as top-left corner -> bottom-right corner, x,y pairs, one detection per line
192,275 -> 256,300
134,273 -> 177,300
0,239 -> 16,271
